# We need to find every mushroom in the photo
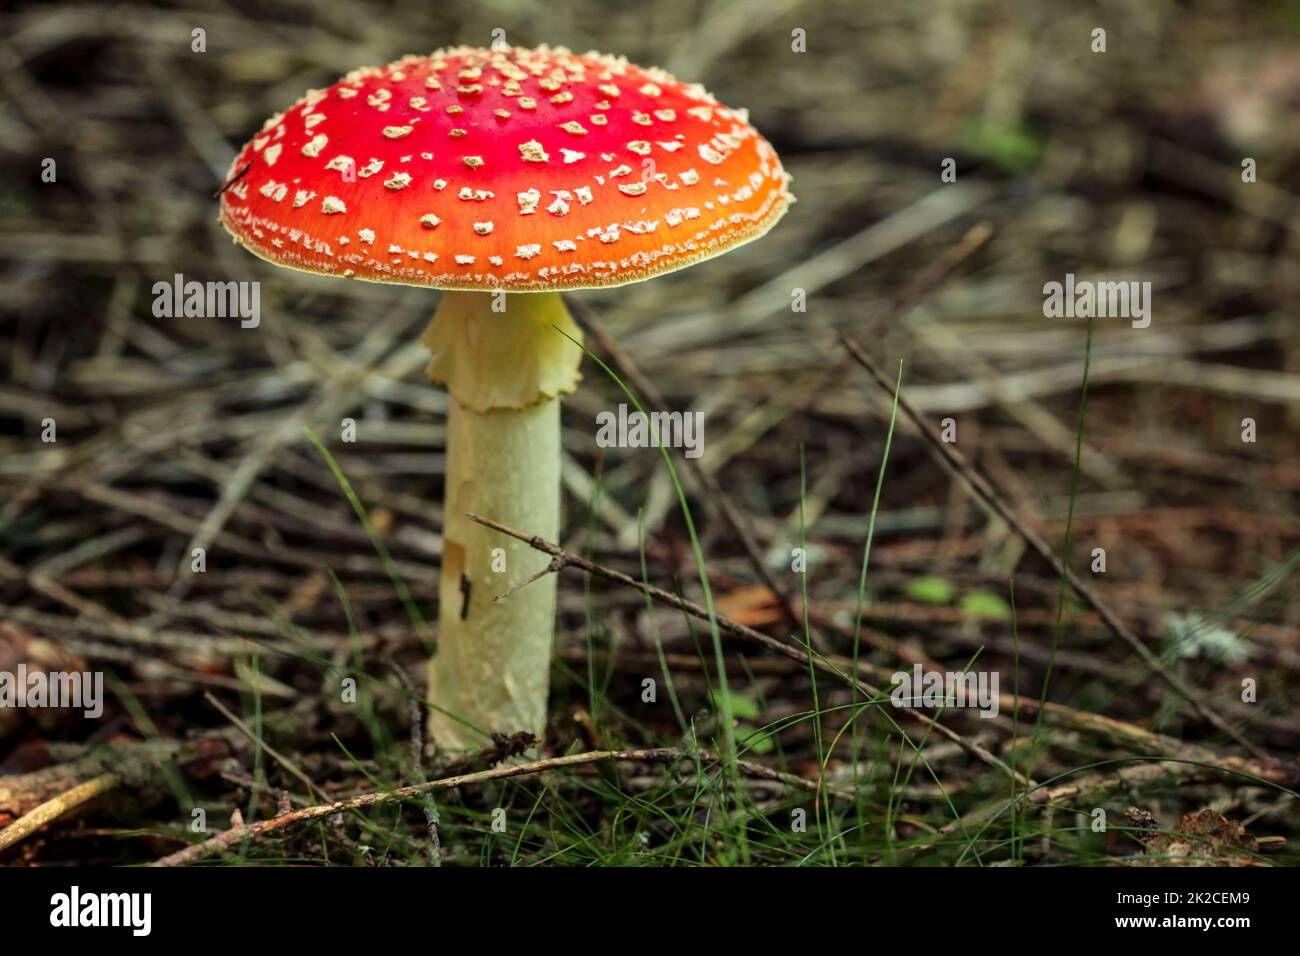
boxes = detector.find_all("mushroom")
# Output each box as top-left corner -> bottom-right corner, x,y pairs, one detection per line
218,45 -> 793,751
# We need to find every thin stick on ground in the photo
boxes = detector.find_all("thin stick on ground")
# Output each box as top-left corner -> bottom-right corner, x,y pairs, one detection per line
840,335 -> 1265,759
204,690 -> 329,803
388,656 -> 442,866
151,746 -> 854,866
0,773 -> 121,853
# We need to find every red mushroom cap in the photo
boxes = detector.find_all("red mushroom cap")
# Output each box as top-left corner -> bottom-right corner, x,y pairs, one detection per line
218,45 -> 793,291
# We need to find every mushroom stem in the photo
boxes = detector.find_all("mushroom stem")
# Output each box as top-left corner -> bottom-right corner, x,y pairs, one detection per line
422,291 -> 583,752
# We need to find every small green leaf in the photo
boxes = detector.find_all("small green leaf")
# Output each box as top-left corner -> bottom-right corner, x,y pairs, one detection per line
959,118 -> 1043,172
960,590 -> 1012,619
709,688 -> 761,721
907,576 -> 956,605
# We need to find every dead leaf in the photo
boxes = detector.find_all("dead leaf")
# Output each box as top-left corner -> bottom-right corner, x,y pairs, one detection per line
1126,807 -> 1265,867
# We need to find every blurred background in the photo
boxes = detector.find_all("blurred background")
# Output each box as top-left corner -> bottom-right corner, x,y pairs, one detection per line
1,0 -> 1298,866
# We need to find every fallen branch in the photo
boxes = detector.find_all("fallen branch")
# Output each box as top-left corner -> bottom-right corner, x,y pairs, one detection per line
0,773 -> 121,853
151,745 -> 851,866
0,738 -> 200,828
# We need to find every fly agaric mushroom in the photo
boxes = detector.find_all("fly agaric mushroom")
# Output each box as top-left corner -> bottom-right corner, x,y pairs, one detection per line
218,45 -> 793,751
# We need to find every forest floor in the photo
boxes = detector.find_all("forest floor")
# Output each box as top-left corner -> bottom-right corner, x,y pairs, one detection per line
1,0 -> 1298,866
